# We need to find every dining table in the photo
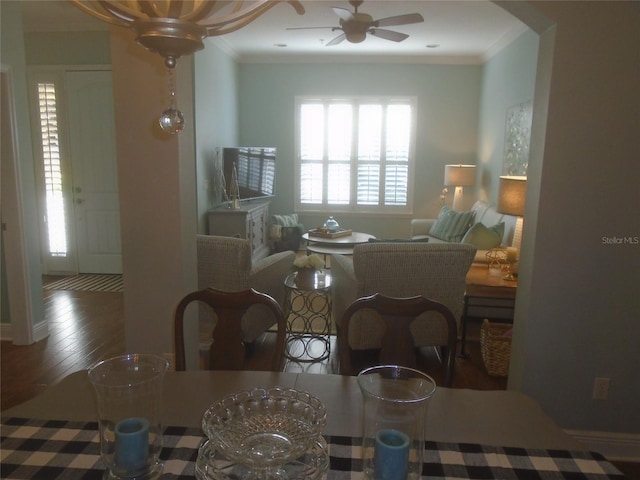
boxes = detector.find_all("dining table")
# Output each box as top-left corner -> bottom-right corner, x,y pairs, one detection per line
1,370 -> 625,479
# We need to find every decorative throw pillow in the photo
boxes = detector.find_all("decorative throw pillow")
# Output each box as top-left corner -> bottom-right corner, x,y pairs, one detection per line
276,226 -> 303,252
461,222 -> 505,250
367,237 -> 430,243
428,206 -> 474,242
271,213 -> 299,227
271,214 -> 305,252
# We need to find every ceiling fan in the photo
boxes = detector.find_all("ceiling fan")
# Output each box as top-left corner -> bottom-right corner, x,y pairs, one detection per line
287,0 -> 424,46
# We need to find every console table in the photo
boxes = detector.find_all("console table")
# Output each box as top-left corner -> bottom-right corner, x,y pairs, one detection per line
207,200 -> 270,262
460,264 -> 518,357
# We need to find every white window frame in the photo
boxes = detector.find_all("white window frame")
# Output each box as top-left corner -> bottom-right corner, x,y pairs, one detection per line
28,67 -> 75,274
294,95 -> 417,215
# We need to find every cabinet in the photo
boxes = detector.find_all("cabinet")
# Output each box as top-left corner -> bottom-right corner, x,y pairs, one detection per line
207,201 -> 270,263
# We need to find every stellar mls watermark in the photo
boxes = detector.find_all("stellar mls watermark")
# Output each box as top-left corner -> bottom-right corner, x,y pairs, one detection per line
602,235 -> 639,245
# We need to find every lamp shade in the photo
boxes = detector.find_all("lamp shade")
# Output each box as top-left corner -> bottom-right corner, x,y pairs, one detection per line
444,165 -> 476,186
497,176 -> 527,216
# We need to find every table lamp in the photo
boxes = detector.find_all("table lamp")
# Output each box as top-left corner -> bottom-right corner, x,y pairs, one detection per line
497,175 -> 527,280
444,165 -> 476,211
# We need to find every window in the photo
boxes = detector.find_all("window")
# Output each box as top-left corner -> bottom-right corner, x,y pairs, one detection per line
295,96 -> 416,214
37,82 -> 67,257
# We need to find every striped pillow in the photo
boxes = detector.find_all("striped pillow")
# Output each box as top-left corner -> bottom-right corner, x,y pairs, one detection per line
271,214 -> 299,227
428,206 -> 474,242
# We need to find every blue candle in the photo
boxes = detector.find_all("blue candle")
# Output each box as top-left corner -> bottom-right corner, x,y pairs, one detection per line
374,429 -> 410,480
115,417 -> 149,473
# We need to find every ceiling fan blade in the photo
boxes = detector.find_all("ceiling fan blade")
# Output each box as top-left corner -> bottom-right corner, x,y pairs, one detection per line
326,32 -> 347,46
332,7 -> 354,22
375,13 -> 424,27
369,28 -> 409,42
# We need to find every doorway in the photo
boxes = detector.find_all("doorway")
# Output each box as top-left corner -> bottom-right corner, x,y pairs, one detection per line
29,67 -> 121,275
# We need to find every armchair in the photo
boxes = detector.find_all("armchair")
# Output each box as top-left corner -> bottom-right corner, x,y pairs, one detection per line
331,242 -> 476,351
197,234 -> 295,342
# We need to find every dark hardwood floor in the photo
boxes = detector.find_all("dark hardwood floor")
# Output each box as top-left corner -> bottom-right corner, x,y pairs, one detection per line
2,281 -> 637,479
1,288 -> 126,411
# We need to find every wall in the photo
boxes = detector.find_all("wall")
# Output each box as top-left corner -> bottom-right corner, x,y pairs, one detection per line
237,62 -> 481,238
506,1 -> 640,436
194,40 -> 239,234
477,29 -> 539,203
109,27 -> 197,355
24,31 -> 110,65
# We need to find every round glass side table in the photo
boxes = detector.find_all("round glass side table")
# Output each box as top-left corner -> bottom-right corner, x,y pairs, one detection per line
283,270 -> 332,362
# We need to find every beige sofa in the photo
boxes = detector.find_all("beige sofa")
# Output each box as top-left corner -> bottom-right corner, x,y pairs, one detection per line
331,243 -> 476,350
411,200 -> 518,263
196,234 -> 295,342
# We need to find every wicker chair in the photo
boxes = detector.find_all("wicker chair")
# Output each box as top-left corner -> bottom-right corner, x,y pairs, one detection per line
196,234 -> 295,343
331,242 -> 476,351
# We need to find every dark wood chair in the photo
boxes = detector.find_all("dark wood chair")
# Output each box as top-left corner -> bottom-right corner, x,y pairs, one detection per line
174,288 -> 286,371
338,293 -> 458,386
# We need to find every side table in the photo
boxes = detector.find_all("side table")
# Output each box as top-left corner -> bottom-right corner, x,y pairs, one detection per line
460,264 -> 518,358
283,270 -> 333,362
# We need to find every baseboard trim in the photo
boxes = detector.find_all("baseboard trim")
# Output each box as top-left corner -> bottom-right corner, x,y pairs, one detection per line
33,320 -> 49,343
0,320 -> 49,344
566,429 -> 640,462
0,322 -> 13,341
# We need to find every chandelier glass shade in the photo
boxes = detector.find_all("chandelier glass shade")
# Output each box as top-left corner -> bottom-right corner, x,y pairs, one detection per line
70,1 -> 305,68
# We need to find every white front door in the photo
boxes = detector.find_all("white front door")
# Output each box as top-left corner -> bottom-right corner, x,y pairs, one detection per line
66,71 -> 122,274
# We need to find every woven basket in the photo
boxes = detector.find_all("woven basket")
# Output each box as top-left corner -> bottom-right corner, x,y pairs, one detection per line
480,319 -> 512,377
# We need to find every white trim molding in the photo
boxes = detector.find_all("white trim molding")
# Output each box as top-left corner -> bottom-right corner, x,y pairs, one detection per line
33,320 -> 50,343
566,430 -> 640,462
0,322 -> 13,342
0,319 -> 48,344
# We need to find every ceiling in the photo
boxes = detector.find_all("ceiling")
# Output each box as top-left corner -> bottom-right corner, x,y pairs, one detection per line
21,1 -> 528,64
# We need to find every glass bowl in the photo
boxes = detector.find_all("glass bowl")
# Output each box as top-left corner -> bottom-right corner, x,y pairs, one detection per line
195,437 -> 329,480
202,387 -> 327,470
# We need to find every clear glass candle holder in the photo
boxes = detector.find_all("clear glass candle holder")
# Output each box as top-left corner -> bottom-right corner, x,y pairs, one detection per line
358,365 -> 436,480
88,354 -> 169,480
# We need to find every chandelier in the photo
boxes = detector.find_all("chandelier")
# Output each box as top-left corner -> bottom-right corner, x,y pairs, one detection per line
70,0 -> 305,133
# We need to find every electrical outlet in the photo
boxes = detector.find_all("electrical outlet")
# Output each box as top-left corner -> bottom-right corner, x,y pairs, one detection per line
592,377 -> 610,400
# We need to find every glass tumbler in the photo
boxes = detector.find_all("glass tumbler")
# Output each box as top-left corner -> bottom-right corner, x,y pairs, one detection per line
88,354 -> 169,480
357,366 -> 436,480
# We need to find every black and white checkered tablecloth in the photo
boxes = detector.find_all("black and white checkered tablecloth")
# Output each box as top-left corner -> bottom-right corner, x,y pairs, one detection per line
1,417 -> 626,479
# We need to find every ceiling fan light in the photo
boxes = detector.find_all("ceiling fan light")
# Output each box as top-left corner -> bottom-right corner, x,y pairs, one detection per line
347,32 -> 367,43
